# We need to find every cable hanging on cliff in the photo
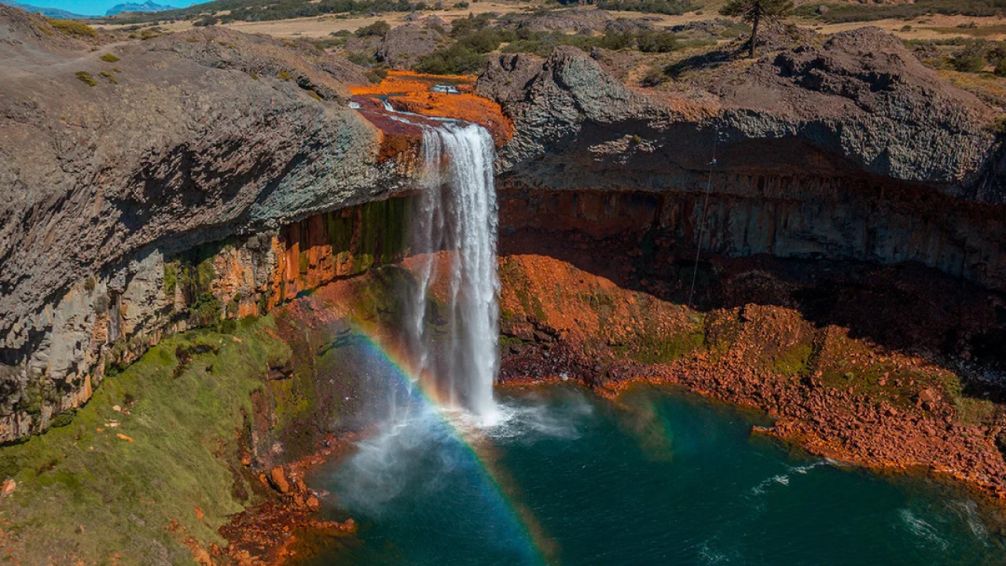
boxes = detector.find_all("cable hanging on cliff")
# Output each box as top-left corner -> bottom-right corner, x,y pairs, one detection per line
687,127 -> 719,309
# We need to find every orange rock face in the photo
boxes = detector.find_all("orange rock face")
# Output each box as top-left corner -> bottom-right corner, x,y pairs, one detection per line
268,197 -> 411,309
349,70 -> 513,150
268,466 -> 291,494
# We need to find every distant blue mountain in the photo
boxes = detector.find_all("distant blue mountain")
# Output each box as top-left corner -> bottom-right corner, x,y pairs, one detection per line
1,1 -> 86,18
105,1 -> 173,15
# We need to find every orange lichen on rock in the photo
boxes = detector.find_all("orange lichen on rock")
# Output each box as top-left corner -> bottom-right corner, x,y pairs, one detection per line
267,197 -> 411,309
349,70 -> 513,147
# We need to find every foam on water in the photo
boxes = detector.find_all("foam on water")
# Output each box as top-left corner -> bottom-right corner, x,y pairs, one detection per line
899,508 -> 951,550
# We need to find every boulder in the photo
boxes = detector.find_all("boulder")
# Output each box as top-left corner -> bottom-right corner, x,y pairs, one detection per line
268,466 -> 291,494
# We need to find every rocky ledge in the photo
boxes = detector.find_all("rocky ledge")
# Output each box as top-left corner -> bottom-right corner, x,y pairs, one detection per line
477,29 -> 1006,297
0,7 -> 426,441
480,27 -> 1001,196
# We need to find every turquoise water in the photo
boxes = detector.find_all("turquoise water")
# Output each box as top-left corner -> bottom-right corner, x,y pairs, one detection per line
307,385 -> 1006,565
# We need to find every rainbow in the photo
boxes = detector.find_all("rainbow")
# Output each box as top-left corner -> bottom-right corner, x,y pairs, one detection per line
345,324 -> 557,565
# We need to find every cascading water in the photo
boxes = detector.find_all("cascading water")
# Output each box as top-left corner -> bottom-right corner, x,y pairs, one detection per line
406,122 -> 501,422
333,109 -> 507,522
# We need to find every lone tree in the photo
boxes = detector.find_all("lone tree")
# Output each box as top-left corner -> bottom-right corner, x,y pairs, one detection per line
720,0 -> 794,59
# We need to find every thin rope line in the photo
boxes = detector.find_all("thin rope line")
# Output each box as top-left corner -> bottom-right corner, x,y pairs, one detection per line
687,128 -> 718,309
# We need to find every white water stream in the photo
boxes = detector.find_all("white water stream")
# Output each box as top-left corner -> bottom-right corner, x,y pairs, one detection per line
407,122 -> 501,422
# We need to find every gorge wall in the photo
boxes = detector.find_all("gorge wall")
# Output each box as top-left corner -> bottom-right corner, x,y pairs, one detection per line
0,197 -> 412,442
5,5 -> 1006,447
499,174 -> 1006,293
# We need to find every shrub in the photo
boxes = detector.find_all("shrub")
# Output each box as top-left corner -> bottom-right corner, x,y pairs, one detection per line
455,28 -> 515,53
450,13 -> 494,36
99,53 -> 120,63
75,71 -> 97,87
49,19 -> 97,38
952,49 -> 986,72
995,58 -> 1006,77
598,30 -> 633,50
366,66 -> 389,83
636,31 -> 679,53
640,67 -> 666,87
355,20 -> 391,37
130,27 -> 163,40
347,50 -> 377,65
416,43 -> 485,74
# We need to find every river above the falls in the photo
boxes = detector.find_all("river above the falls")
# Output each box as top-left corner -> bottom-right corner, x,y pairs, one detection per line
303,384 -> 1006,565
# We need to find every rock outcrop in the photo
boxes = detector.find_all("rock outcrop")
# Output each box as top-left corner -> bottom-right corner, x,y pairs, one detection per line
478,28 -> 1006,293
376,22 -> 447,68
479,28 -> 999,193
0,8 -> 419,440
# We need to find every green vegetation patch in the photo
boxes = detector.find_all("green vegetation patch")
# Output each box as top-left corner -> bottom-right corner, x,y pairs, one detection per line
0,318 -> 291,564
627,315 -> 707,365
320,197 -> 409,274
355,19 -> 391,37
772,342 -> 813,377
417,42 -> 490,75
74,71 -> 97,87
49,19 -> 97,38
163,241 -> 228,327
348,265 -> 414,327
499,258 -> 546,322
99,53 -> 120,63
796,0 -> 1006,23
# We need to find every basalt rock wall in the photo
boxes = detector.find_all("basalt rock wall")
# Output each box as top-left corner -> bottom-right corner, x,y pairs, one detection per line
498,174 -> 1006,292
482,27 -> 1006,293
0,6 -> 426,442
0,197 -> 412,443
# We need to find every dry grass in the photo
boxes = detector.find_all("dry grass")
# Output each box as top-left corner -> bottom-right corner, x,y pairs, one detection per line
805,14 -> 1006,41
938,68 -> 1006,107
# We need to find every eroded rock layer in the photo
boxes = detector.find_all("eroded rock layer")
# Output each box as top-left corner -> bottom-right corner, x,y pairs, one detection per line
0,197 -> 412,443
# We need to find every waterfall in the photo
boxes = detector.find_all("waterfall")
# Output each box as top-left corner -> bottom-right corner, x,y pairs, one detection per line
407,122 -> 500,421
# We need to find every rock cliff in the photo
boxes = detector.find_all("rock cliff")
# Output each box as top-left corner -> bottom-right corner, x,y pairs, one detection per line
478,31 -> 1006,293
479,28 -> 1000,196
0,8 -> 418,440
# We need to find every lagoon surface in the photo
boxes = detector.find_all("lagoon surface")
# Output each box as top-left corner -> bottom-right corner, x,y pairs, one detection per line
306,385 -> 1005,565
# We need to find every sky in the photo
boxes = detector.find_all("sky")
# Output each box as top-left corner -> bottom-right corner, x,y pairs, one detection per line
9,0 -> 202,15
